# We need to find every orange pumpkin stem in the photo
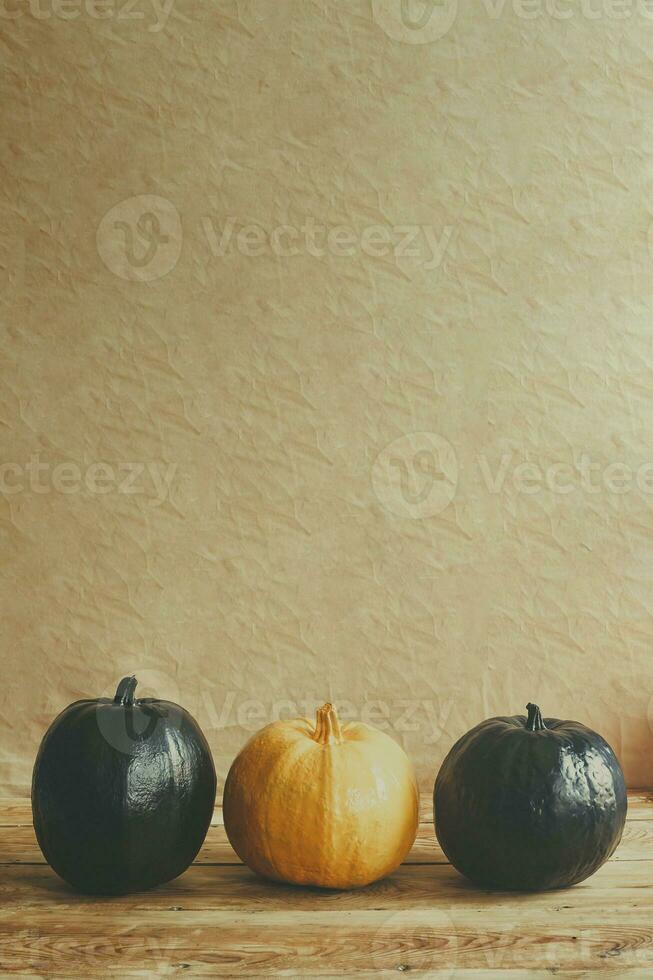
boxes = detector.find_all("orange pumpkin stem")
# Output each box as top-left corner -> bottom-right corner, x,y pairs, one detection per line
313,703 -> 342,745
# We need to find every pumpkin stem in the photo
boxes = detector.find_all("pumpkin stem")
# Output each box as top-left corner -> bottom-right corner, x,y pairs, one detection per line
114,676 -> 138,706
313,703 -> 342,745
525,702 -> 547,732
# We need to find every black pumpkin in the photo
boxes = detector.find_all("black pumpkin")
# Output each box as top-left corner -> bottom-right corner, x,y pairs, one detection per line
32,676 -> 216,894
434,703 -> 627,891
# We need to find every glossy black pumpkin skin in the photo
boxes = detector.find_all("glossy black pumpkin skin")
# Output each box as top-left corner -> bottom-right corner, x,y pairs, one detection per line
32,677 -> 216,895
434,704 -> 627,891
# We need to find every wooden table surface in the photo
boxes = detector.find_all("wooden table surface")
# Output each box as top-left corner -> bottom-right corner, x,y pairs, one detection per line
2,792 -> 653,977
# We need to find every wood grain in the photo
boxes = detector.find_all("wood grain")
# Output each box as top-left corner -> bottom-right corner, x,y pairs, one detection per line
2,912 -> 653,975
1,792 -> 652,976
4,820 -> 653,867
5,791 -> 653,825
2,906 -> 653,976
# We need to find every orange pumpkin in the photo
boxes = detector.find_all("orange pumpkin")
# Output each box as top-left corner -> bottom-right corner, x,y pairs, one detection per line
223,703 -> 418,888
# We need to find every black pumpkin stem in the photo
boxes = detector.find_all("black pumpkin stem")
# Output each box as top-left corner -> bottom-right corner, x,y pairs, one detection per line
525,702 -> 546,732
114,676 -> 138,706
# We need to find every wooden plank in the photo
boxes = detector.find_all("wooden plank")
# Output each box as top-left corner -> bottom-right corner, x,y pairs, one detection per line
0,823 -> 440,867
1,908 -> 653,976
0,800 -> 32,826
4,820 -> 653,868
3,792 -> 651,976
4,790 -> 652,826
416,792 -> 653,824
2,860 -> 653,914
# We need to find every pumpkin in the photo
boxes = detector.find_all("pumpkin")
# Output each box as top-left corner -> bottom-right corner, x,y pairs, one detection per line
434,702 -> 627,891
32,676 -> 216,894
223,702 -> 418,888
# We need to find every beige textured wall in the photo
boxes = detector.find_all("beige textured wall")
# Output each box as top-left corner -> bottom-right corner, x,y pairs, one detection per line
2,1 -> 653,796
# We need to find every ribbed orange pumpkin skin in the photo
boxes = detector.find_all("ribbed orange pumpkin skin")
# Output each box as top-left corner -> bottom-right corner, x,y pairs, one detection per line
223,705 -> 419,889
